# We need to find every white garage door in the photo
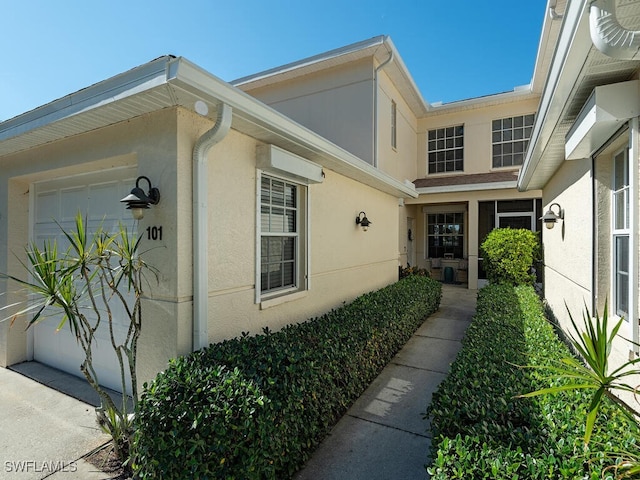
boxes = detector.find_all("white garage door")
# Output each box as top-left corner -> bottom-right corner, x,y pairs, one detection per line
32,167 -> 137,393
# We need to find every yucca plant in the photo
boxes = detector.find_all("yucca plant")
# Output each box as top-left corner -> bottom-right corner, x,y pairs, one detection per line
1,212 -> 157,472
520,302 -> 640,446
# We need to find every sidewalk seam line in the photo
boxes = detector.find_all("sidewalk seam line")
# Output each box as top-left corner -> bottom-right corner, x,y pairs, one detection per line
346,413 -> 432,439
389,361 -> 451,375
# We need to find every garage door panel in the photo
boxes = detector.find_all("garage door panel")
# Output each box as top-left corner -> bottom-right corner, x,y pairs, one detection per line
35,318 -> 83,372
60,187 -> 88,223
33,167 -> 137,393
89,182 -> 122,221
35,191 -> 59,223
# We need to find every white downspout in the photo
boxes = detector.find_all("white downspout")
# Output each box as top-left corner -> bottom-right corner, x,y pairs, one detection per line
549,0 -> 563,20
630,117 -> 639,356
590,0 -> 640,60
192,103 -> 232,351
373,44 -> 394,168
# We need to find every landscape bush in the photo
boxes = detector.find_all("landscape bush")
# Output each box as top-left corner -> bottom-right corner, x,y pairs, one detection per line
425,284 -> 638,479
133,275 -> 441,479
481,228 -> 539,285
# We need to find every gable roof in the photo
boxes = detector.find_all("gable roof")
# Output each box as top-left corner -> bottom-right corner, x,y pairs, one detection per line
232,35 -> 430,117
519,0 -> 640,191
0,55 -> 416,199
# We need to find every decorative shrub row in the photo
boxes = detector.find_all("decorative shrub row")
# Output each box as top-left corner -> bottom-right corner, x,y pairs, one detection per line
426,284 -> 638,479
133,275 -> 442,479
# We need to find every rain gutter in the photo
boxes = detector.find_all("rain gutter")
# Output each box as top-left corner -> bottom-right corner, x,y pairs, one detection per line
590,0 -> 640,60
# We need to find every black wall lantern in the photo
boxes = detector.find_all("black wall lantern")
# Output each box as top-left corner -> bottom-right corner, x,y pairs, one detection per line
355,211 -> 372,231
540,202 -> 564,230
120,176 -> 160,220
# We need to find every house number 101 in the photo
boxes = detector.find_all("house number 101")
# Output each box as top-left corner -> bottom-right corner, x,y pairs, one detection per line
146,226 -> 163,241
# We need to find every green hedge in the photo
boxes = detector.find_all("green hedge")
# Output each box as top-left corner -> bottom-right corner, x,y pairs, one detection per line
426,284 -> 638,479
133,275 -> 441,479
481,228 -> 539,285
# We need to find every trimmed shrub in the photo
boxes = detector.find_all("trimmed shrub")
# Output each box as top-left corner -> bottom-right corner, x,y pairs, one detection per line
425,284 -> 639,479
133,275 -> 441,479
481,228 -> 539,285
133,364 -> 266,478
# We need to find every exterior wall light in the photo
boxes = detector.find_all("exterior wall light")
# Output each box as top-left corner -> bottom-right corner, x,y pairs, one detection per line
120,175 -> 160,220
356,211 -> 372,231
541,203 -> 564,229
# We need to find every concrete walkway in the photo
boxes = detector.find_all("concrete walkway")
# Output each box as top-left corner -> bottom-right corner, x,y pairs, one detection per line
0,363 -> 111,480
1,283 -> 475,480
294,284 -> 477,480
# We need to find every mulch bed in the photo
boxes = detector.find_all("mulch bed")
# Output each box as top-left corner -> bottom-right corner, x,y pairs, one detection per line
85,444 -> 130,480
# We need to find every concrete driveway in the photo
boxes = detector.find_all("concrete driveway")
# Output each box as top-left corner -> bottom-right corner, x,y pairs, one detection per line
0,363 -> 111,479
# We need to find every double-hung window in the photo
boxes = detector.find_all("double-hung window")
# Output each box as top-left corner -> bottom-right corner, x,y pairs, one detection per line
260,174 -> 305,297
492,114 -> 535,168
427,212 -> 464,258
612,148 -> 630,318
427,125 -> 464,174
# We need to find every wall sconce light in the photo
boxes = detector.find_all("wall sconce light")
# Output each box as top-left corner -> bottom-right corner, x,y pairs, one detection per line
120,176 -> 160,220
541,203 -> 564,229
355,211 -> 372,231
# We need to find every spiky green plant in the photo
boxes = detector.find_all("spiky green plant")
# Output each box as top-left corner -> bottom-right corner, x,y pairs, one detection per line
520,302 -> 640,449
1,212 -> 157,471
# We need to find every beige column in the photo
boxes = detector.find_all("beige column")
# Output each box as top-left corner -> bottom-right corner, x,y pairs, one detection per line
467,199 -> 479,290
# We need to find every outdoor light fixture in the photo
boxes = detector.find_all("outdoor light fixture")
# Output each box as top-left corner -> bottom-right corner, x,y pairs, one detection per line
540,203 -> 564,229
120,175 -> 160,220
355,211 -> 372,231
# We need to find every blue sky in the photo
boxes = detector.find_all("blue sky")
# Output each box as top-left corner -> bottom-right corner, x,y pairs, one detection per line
1,1 -> 546,121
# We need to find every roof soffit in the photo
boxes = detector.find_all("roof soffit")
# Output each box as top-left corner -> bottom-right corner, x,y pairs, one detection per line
519,0 -> 640,191
0,56 -> 417,199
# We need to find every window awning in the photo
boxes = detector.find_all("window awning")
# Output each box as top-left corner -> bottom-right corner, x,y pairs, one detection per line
565,80 -> 640,160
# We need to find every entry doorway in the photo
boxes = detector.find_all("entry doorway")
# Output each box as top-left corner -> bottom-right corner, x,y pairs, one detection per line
407,217 -> 415,266
478,199 -> 542,283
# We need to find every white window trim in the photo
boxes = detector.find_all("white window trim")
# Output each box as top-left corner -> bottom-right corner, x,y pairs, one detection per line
491,113 -> 535,169
611,146 -> 631,320
424,209 -> 466,259
427,124 -> 464,174
255,170 -> 310,305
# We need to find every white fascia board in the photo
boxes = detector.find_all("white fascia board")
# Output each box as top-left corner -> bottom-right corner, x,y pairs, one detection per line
0,57 -> 171,142
427,87 -> 535,112
381,37 -> 430,115
415,181 -> 518,195
232,36 -> 386,86
518,0 -> 592,191
168,58 -> 418,199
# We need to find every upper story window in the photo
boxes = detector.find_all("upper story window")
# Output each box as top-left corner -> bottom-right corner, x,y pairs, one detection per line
391,100 -> 397,149
260,174 -> 306,298
427,125 -> 464,174
492,114 -> 535,168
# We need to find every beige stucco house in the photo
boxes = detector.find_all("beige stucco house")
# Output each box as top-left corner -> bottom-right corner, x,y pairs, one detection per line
0,57 -> 416,391
235,36 -> 546,289
6,0 -> 620,393
518,0 -> 640,402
